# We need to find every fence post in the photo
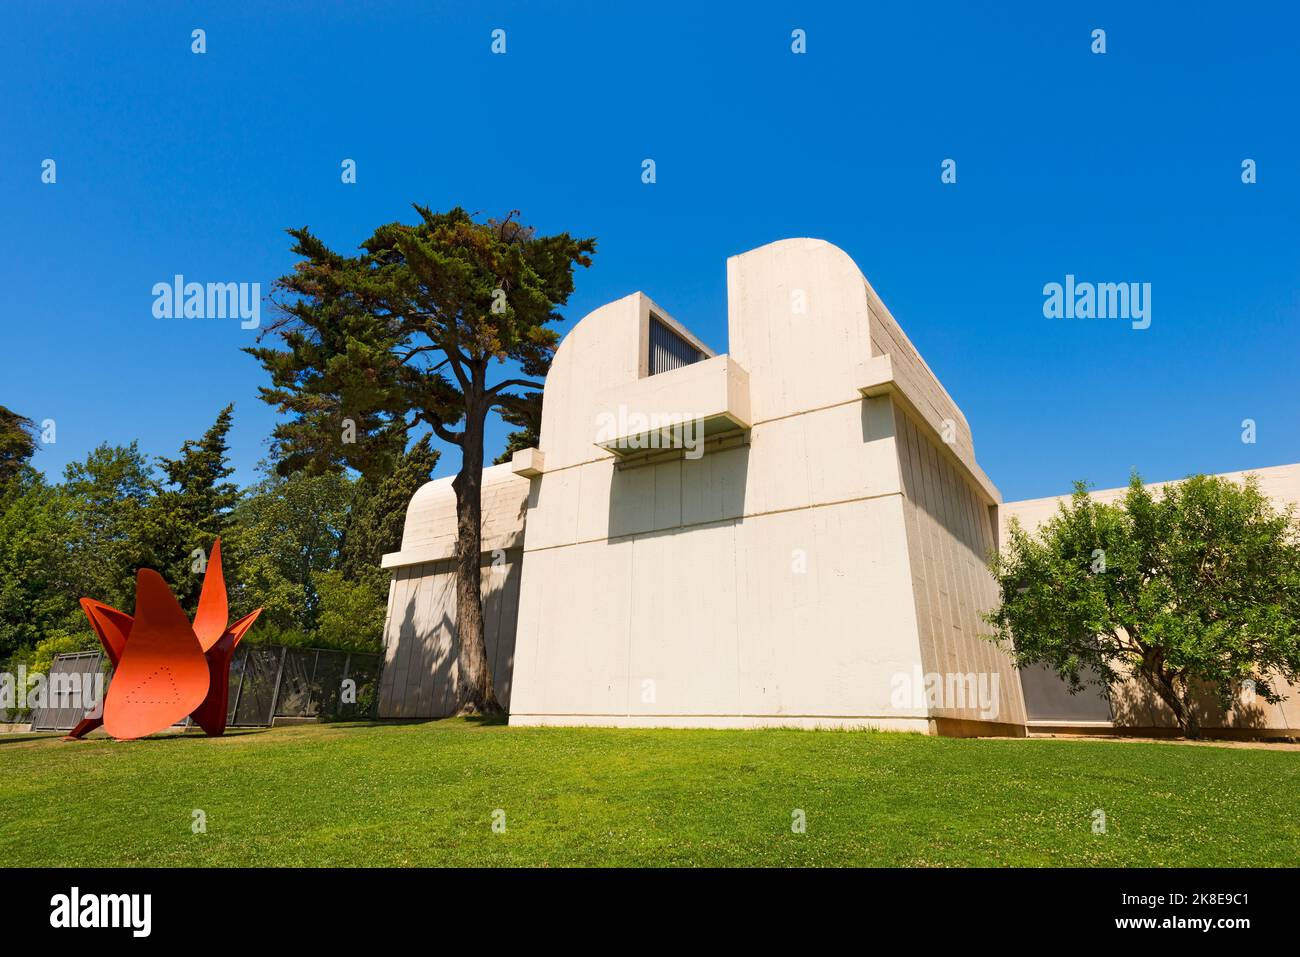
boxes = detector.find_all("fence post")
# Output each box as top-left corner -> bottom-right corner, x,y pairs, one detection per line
267,646 -> 288,725
308,649 -> 320,717
228,644 -> 249,727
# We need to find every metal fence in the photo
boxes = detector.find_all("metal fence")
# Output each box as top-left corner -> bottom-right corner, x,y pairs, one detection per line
228,645 -> 380,727
28,651 -> 107,731
18,645 -> 379,732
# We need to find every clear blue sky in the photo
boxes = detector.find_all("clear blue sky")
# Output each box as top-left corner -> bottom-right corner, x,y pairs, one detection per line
3,1 -> 1297,502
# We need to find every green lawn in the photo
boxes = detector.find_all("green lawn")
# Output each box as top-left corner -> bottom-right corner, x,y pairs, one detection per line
1,719 -> 1295,867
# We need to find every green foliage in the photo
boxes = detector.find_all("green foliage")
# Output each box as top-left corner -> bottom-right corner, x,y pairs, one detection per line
986,473 -> 1300,737
0,405 -> 39,486
248,205 -> 594,480
0,402 -> 397,665
0,442 -> 160,661
27,634 -> 86,679
248,205 -> 595,711
493,392 -> 542,465
62,442 -> 155,613
223,467 -> 353,634
313,568 -> 388,651
339,436 -> 438,580
0,470 -> 79,658
141,404 -> 240,607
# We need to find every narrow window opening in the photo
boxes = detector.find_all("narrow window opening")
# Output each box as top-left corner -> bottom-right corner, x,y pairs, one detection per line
648,314 -> 704,376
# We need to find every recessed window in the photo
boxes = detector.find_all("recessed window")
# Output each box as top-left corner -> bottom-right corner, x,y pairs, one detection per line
648,314 -> 704,376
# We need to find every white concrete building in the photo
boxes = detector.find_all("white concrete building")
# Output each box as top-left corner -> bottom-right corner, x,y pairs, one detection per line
378,238 -> 1300,739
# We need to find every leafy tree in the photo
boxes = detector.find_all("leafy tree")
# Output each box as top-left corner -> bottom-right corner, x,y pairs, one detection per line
985,473 -> 1300,738
339,435 -> 439,580
0,406 -> 39,486
249,206 -> 594,713
0,469 -> 77,658
62,442 -> 156,613
324,437 -> 443,650
312,569 -> 387,652
493,392 -> 542,465
223,467 -> 353,635
0,443 -> 155,660
142,404 -> 240,605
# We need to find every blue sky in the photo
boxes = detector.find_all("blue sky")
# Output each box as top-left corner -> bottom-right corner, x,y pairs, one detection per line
3,1 -> 1297,502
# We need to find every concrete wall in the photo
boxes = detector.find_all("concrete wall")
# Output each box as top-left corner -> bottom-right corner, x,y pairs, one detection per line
506,238 -> 1024,733
895,403 -> 1027,730
1000,463 -> 1300,738
379,243 -> 1298,739
378,465 -> 529,717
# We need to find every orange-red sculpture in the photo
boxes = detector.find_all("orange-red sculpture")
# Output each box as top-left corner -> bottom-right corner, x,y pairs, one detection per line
68,539 -> 261,741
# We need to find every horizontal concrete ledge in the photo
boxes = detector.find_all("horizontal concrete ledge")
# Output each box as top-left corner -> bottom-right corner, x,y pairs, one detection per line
382,547 -> 451,569
382,545 -> 520,570
509,714 -> 935,732
610,428 -> 749,470
594,354 -> 752,458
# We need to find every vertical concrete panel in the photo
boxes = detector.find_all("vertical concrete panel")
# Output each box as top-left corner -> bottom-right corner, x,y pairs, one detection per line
894,407 -> 1026,727
521,539 -> 633,716
745,416 -> 811,515
574,461 -> 613,543
388,564 -> 422,718
608,463 -> 656,539
727,239 -> 876,423
378,567 -> 412,717
628,522 -> 741,715
653,460 -> 682,531
680,444 -> 748,526
413,562 -> 453,717
507,547 -> 546,716
527,464 -> 582,550
492,557 -> 523,709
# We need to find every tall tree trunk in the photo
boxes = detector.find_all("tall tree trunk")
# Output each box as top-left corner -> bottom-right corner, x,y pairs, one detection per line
451,397 -> 499,714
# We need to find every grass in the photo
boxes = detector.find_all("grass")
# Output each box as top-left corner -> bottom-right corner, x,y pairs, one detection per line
0,719 -> 1295,867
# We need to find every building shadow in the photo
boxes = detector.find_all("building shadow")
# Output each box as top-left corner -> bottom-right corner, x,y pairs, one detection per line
606,442 -> 751,542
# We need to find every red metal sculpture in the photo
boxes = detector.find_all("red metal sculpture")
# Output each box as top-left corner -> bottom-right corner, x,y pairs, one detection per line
67,539 -> 262,740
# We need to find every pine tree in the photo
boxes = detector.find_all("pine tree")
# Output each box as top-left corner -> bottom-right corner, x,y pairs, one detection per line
340,436 -> 440,580
250,206 -> 594,713
144,404 -> 241,607
0,405 -> 39,486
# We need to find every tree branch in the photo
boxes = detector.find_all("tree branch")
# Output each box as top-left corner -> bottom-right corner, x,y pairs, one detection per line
487,378 -> 545,396
417,411 -> 463,447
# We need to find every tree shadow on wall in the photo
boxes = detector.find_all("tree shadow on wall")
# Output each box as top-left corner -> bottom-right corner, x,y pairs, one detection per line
383,582 -> 458,719
1108,678 -> 1272,733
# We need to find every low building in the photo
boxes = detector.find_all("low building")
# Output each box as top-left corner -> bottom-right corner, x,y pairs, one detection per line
378,238 -> 1299,739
